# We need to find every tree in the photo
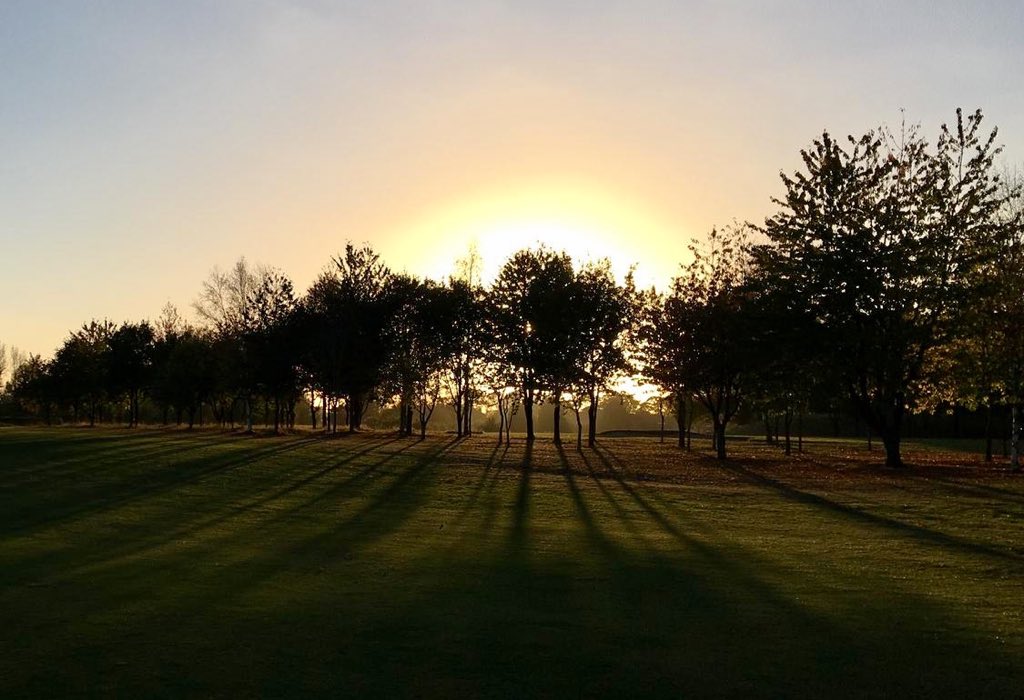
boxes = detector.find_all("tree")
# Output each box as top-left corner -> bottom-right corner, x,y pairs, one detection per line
442,275 -> 486,439
487,247 -> 577,442
570,260 -> 637,447
9,355 -> 52,421
758,110 -> 1008,468
299,243 -> 394,432
154,327 -> 219,429
668,226 -> 754,459
51,320 -> 115,425
107,321 -> 156,427
481,357 -> 520,446
193,257 -> 271,333
638,287 -> 691,450
380,274 -> 430,437
241,271 -> 300,432
743,257 -> 823,455
934,167 -> 1024,467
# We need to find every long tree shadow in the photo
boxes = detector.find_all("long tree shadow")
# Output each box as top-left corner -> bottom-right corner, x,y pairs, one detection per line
331,448 -> 946,698
255,436 -> 463,568
0,434 -> 324,538
13,435 -> 410,583
716,459 -> 1024,565
20,436 -> 465,634
10,436 -> 1023,699
578,449 -> 657,550
508,440 -> 533,558
446,441 -> 507,533
902,471 -> 1024,506
0,430 -> 226,490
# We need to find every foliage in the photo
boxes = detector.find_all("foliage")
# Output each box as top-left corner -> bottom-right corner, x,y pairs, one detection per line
757,110 -> 1009,467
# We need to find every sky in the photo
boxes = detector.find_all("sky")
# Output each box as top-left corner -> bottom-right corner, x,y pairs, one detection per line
2,0 -> 1023,358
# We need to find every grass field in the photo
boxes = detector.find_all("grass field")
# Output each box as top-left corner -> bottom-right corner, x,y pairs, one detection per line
2,427 -> 1023,698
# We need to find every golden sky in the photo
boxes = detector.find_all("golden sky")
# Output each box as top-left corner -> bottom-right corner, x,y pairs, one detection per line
2,2 -> 1023,358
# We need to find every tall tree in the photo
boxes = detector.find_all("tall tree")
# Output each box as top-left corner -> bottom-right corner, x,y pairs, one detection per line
571,260 -> 637,447
193,257 -> 270,333
299,243 -> 394,432
663,226 -> 753,459
107,321 -> 156,427
638,287 -> 691,449
758,110 -> 1008,467
488,247 -> 577,442
52,320 -> 115,425
9,355 -> 52,422
242,271 -> 300,432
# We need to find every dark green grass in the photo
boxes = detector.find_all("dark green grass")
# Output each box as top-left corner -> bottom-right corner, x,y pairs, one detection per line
2,428 -> 1023,698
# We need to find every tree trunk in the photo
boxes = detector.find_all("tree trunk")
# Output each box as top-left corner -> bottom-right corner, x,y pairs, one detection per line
349,393 -> 362,432
454,397 -> 463,438
574,408 -> 583,450
714,418 -> 727,460
497,404 -> 506,446
798,409 -> 804,453
881,428 -> 904,469
524,389 -> 535,442
784,408 -> 792,456
1012,404 -> 1021,473
984,403 -> 993,463
676,394 -> 686,449
552,397 -> 561,445
587,391 -> 598,448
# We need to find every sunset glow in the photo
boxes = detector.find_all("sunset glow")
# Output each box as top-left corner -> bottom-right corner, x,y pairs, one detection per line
393,181 -> 682,286
2,2 -> 1024,358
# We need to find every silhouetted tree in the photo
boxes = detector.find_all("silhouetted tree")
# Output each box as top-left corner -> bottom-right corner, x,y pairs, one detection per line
301,244 -> 393,431
638,287 -> 691,449
10,355 -> 52,422
442,278 -> 485,438
242,271 -> 300,432
155,327 -> 219,428
488,247 -> 577,442
193,257 -> 270,333
929,167 -> 1024,467
661,226 -> 753,459
759,109 -> 1007,467
107,321 -> 156,427
571,260 -> 637,447
51,320 -> 115,425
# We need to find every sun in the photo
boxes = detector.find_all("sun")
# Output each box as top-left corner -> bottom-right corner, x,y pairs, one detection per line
469,218 -> 633,282
387,179 -> 682,289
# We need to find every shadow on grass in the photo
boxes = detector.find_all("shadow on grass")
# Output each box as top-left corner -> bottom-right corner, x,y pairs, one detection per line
4,435 -> 1023,698
715,459 -> 1024,564
0,434 -> 325,537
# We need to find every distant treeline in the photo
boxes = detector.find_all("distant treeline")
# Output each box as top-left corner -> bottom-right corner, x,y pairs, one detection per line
3,109 -> 1022,470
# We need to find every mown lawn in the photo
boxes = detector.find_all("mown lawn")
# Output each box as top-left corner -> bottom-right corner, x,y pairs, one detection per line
1,427 -> 1022,698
